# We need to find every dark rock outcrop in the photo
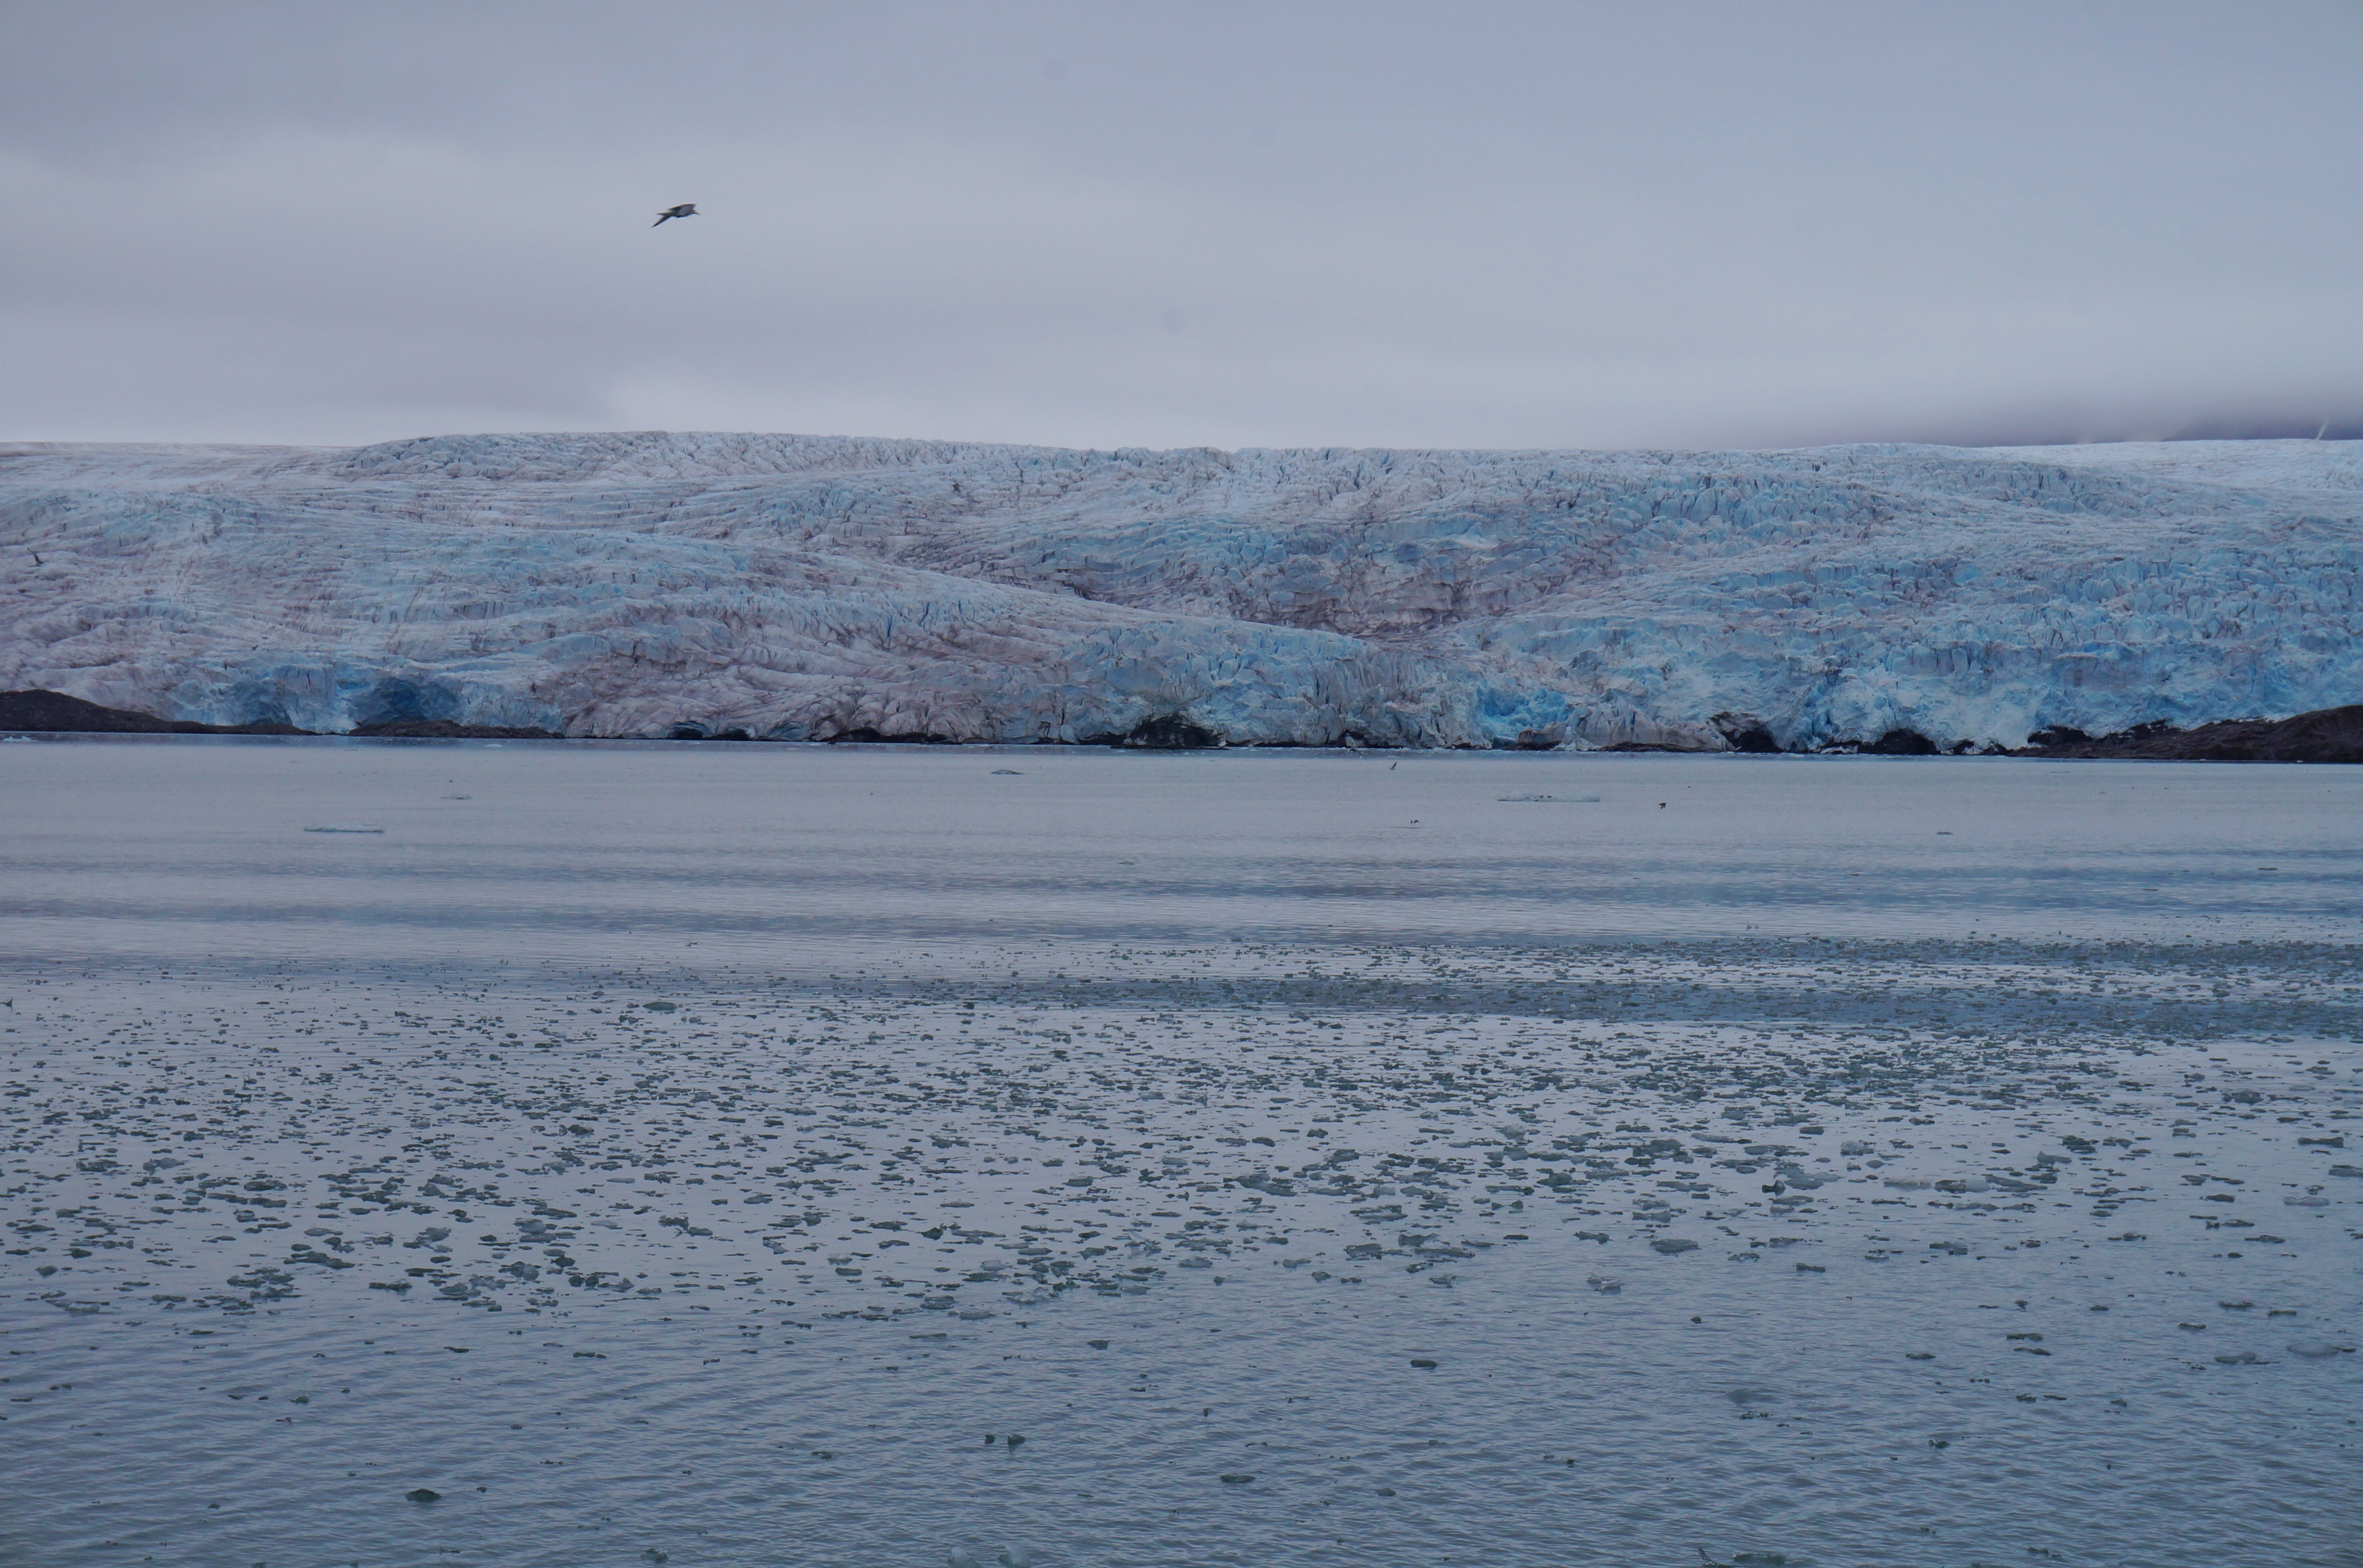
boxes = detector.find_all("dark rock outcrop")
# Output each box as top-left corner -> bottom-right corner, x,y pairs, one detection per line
1101,714 -> 1223,750
819,726 -> 959,744
0,689 -> 563,739
0,689 -> 309,735
2015,704 -> 2363,763
1864,728 -> 1940,756
348,718 -> 563,740
1709,712 -> 1783,752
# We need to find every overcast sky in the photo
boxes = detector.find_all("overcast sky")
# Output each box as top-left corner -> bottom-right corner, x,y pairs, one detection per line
5,1 -> 2360,452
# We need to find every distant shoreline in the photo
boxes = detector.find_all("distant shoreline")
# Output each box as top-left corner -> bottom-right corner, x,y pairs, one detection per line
5,689 -> 2356,761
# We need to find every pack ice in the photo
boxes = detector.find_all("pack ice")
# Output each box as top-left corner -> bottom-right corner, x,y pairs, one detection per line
2,433 -> 2356,748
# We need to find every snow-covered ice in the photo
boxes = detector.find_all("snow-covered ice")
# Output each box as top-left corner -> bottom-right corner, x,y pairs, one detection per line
2,432 -> 2357,747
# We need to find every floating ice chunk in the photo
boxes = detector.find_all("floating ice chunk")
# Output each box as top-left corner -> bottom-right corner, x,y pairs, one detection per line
2287,1340 -> 2352,1359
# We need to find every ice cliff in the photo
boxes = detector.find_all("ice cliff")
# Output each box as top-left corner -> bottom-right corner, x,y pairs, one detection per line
2,432 -> 2357,749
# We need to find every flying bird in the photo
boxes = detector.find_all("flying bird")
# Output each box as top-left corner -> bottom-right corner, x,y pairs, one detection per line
653,203 -> 697,227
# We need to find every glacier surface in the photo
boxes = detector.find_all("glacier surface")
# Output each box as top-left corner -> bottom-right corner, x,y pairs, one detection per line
1,432 -> 2358,748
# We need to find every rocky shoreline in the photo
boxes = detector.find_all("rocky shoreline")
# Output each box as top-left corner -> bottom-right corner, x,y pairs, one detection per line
7,687 -> 2358,761
0,690 -> 558,740
2009,704 -> 2363,762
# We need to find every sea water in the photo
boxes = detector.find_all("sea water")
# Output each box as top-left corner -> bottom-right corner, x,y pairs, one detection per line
0,738 -> 2355,1567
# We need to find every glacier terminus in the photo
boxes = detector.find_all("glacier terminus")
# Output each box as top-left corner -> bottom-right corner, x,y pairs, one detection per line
2,432 -> 2356,750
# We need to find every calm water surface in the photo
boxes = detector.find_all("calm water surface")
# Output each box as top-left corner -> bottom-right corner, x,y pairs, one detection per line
1,738 -> 2356,1568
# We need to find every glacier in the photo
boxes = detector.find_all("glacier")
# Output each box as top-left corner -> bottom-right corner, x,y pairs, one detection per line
1,432 -> 2357,750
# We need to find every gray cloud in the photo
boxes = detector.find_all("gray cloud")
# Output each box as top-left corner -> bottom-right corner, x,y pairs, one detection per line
4,0 -> 2360,448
